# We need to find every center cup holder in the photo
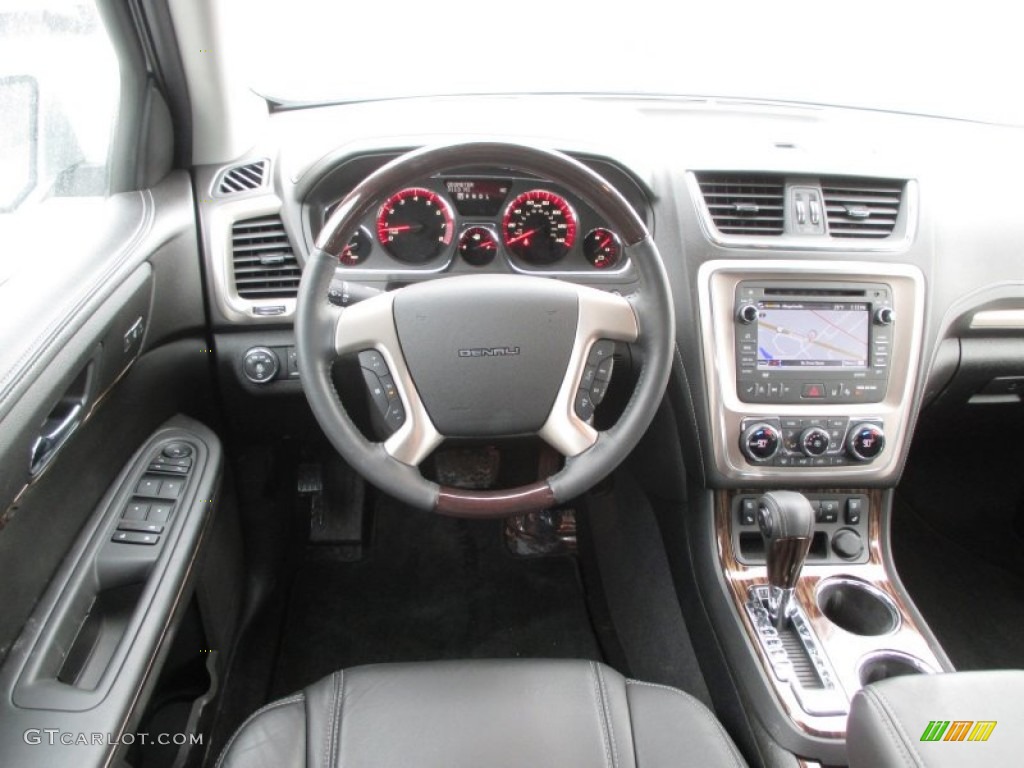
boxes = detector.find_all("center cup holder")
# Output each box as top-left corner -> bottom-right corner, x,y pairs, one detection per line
816,577 -> 900,636
858,651 -> 935,686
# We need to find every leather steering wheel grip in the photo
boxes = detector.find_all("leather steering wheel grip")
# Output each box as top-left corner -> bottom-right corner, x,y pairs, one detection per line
296,141 -> 675,516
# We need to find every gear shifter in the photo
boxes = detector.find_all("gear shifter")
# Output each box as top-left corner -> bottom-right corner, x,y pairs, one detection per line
757,491 -> 814,629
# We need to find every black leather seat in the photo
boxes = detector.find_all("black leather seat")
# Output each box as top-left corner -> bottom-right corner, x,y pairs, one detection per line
218,659 -> 746,767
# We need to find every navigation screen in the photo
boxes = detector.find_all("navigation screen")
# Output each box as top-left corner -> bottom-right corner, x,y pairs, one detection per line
756,301 -> 869,371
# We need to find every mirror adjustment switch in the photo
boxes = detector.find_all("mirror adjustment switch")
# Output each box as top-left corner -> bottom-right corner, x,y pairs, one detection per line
162,443 -> 192,459
111,530 -> 159,545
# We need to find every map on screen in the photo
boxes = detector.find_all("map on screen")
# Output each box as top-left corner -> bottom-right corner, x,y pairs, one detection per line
756,302 -> 868,371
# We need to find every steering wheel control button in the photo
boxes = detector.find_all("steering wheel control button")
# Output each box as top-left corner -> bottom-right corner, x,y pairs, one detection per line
589,378 -> 609,405
358,349 -> 405,431
242,347 -> 279,384
595,357 -> 614,382
580,364 -> 599,390
847,422 -> 886,461
800,427 -> 830,456
740,422 -> 781,463
358,349 -> 390,378
587,339 -> 615,365
162,442 -> 192,459
384,403 -> 406,429
574,389 -> 596,421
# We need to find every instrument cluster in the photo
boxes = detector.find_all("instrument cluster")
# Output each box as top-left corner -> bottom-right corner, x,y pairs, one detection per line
319,175 -> 628,274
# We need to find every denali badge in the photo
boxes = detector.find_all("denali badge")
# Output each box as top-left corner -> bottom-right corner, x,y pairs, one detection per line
458,346 -> 521,358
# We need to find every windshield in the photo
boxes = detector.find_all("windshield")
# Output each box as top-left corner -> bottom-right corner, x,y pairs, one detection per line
231,0 -> 1022,126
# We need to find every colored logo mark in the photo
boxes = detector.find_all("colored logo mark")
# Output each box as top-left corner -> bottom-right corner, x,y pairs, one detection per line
920,720 -> 997,742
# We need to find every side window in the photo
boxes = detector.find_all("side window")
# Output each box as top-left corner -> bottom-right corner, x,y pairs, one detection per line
0,1 -> 119,214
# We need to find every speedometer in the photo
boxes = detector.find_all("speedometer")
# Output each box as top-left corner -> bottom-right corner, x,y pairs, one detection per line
501,190 -> 577,264
376,187 -> 454,263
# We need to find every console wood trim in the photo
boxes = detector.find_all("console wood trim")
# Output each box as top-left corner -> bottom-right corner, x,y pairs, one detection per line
716,489 -> 945,738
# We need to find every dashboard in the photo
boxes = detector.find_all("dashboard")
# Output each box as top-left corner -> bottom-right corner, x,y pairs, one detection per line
194,94 -> 1024,491
296,151 -> 651,286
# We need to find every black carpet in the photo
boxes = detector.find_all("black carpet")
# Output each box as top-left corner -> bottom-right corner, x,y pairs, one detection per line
893,410 -> 1024,672
268,499 -> 602,698
892,495 -> 1024,671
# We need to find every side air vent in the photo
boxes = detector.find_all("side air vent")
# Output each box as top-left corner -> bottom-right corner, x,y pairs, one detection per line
695,173 -> 785,235
231,215 -> 301,299
217,160 -> 268,195
822,178 -> 903,238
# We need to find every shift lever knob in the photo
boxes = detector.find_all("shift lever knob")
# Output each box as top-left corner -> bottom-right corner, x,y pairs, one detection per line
757,491 -> 814,628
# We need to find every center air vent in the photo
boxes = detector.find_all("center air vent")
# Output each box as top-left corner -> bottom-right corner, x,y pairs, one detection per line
822,178 -> 903,238
217,160 -> 268,195
695,173 -> 785,235
231,215 -> 301,299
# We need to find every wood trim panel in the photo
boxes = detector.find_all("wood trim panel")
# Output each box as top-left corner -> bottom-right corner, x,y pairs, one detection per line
716,489 -> 946,739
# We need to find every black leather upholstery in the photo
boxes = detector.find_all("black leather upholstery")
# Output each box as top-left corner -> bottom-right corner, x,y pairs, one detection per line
848,670 -> 1024,767
218,659 -> 746,768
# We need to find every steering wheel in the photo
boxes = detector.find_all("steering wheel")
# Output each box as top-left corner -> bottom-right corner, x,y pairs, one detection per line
296,142 -> 674,517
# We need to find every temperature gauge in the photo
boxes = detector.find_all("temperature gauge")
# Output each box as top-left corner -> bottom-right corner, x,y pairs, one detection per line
458,226 -> 498,266
339,226 -> 372,266
583,228 -> 622,269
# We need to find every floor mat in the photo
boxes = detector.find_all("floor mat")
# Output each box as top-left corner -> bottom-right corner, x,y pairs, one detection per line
269,498 -> 602,697
892,496 -> 1024,671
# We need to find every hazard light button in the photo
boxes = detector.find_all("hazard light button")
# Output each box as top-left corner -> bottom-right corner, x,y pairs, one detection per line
801,383 -> 826,399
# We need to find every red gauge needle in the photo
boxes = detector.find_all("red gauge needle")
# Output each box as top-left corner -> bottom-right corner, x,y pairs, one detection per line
385,224 -> 423,234
506,228 -> 541,246
599,235 -> 612,249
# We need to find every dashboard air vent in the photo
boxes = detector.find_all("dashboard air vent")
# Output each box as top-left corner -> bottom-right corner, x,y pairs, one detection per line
218,160 -> 268,195
695,173 -> 785,235
231,215 -> 300,299
822,178 -> 903,238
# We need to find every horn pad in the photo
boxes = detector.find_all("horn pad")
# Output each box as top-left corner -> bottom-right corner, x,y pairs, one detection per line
392,276 -> 579,437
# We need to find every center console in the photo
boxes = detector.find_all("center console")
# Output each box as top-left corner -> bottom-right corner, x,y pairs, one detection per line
695,259 -> 948,763
697,260 -> 925,485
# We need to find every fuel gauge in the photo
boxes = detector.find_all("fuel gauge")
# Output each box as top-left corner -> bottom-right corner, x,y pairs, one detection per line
458,226 -> 498,266
583,228 -> 622,269
339,226 -> 372,266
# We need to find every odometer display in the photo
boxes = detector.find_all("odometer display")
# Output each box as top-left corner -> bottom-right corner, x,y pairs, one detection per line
376,187 -> 454,263
502,190 -> 577,264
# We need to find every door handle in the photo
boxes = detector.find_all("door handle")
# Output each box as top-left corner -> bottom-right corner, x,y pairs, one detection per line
29,402 -> 83,476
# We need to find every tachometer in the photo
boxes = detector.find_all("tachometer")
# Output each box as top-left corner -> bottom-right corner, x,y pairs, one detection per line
501,190 -> 577,264
376,187 -> 454,263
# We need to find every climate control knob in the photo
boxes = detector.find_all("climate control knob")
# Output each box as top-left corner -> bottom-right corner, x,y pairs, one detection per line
799,426 -> 830,456
847,423 -> 886,461
740,422 -> 781,463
